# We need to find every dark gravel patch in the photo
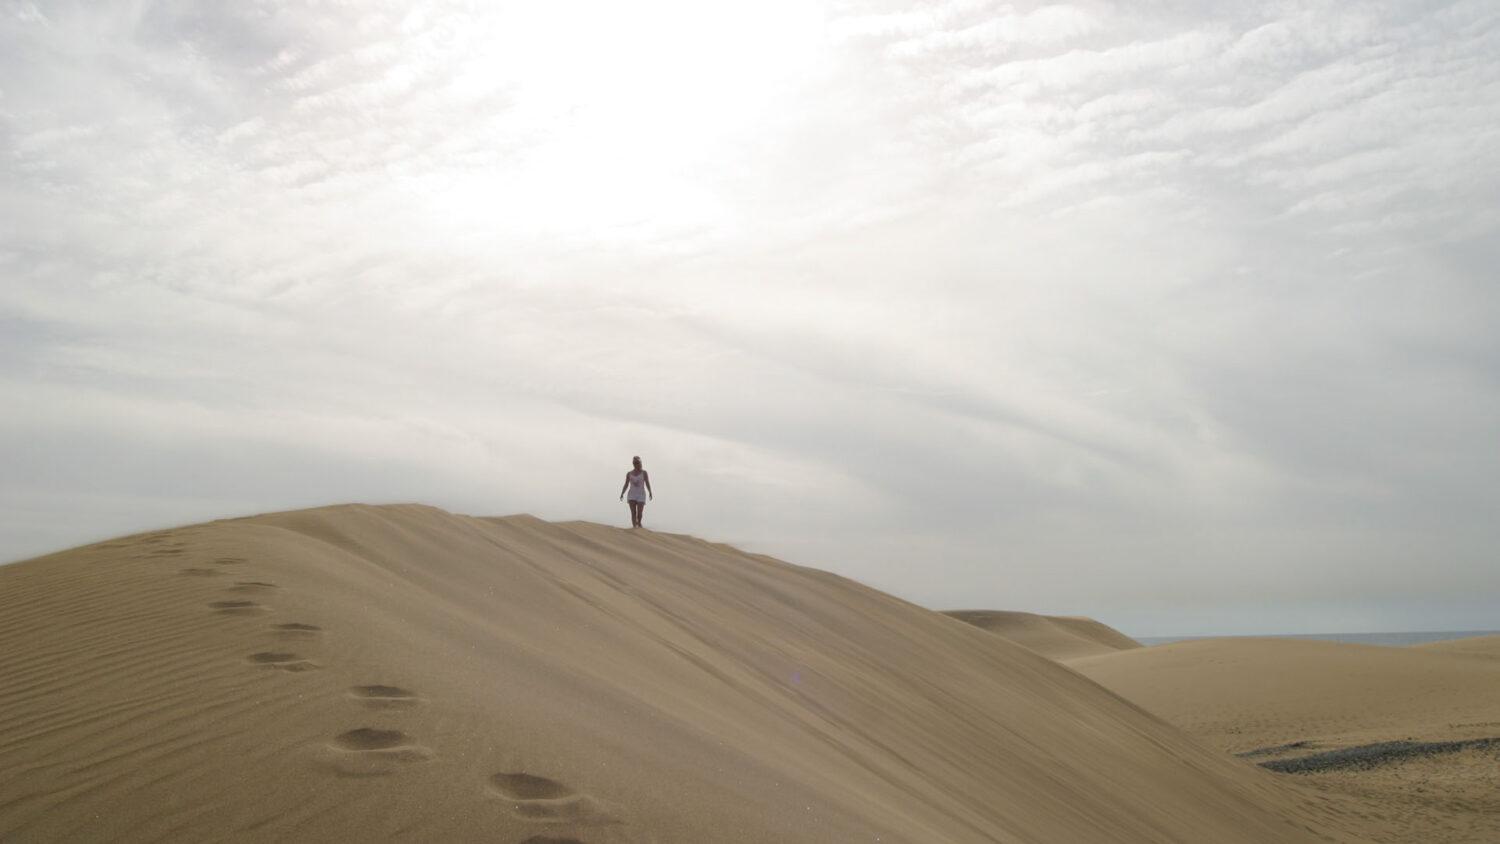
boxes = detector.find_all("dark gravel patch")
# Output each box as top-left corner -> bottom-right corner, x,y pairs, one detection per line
1260,738 -> 1500,774
1235,740 -> 1316,759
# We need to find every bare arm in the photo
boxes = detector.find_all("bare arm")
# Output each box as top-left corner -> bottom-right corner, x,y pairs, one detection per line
619,473 -> 630,499
644,471 -> 653,499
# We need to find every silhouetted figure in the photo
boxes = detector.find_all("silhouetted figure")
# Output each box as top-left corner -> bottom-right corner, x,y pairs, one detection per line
619,456 -> 652,528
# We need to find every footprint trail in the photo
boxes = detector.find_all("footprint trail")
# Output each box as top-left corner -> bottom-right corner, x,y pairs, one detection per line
489,772 -> 618,825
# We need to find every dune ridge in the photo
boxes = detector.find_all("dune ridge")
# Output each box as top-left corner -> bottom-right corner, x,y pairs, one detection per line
1072,637 -> 1500,752
943,609 -> 1141,661
0,504 -> 1362,842
1414,633 -> 1500,660
1074,636 -> 1500,842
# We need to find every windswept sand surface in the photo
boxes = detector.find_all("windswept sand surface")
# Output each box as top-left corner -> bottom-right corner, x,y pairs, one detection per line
1072,637 -> 1500,751
1416,634 -> 1500,661
944,609 -> 1141,661
1075,638 -> 1500,843
0,504 -> 1366,842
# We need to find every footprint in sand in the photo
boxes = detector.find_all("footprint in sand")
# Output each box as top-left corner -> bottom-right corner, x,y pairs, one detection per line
209,600 -> 267,615
320,728 -> 434,777
348,685 -> 421,709
247,652 -> 320,672
272,622 -> 322,638
488,772 -> 617,825
179,567 -> 223,577
212,556 -> 247,565
228,581 -> 278,593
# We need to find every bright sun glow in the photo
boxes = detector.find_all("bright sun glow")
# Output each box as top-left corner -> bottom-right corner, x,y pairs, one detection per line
427,1 -> 829,235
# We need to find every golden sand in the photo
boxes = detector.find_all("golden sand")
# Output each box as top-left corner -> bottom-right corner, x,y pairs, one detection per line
0,503 -> 1425,842
1075,636 -> 1500,842
944,609 -> 1141,661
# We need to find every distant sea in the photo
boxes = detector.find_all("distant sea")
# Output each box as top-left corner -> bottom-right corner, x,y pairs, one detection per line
1137,630 -> 1500,647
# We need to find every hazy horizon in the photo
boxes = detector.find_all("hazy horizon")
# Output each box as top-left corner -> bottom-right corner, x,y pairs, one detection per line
4,1 -> 1498,638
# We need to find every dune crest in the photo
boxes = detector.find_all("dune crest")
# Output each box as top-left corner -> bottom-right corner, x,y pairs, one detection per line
1075,636 -> 1500,842
1073,637 -> 1500,752
0,504 -> 1362,842
1414,633 -> 1500,660
943,609 -> 1141,661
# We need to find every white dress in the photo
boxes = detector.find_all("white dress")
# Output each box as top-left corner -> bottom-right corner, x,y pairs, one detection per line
626,471 -> 648,503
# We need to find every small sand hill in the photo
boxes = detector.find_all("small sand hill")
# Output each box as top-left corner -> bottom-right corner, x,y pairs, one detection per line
944,609 -> 1141,661
0,505 -> 1363,842
1074,637 -> 1500,843
1072,637 -> 1500,753
1414,634 -> 1500,660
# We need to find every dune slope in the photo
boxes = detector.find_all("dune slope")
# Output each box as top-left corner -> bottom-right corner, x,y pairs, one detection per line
1072,637 -> 1500,752
1414,633 -> 1500,660
0,505 -> 1359,842
944,609 -> 1141,661
1073,637 -> 1500,843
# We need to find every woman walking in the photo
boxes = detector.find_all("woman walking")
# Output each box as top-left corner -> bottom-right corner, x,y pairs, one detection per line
619,456 -> 653,528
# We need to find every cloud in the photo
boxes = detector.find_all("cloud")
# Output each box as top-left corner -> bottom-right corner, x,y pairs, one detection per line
2,0 -> 1498,636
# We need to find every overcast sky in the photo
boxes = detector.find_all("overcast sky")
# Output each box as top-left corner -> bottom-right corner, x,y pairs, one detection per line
3,0 -> 1498,636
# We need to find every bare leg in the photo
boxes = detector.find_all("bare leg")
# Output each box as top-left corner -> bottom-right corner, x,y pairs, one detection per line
628,501 -> 642,527
636,501 -> 645,528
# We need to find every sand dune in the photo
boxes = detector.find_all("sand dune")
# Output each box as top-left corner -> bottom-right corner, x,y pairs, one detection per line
0,504 -> 1364,842
944,609 -> 1141,661
1414,634 -> 1500,660
1074,637 -> 1500,842
1072,637 -> 1500,752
